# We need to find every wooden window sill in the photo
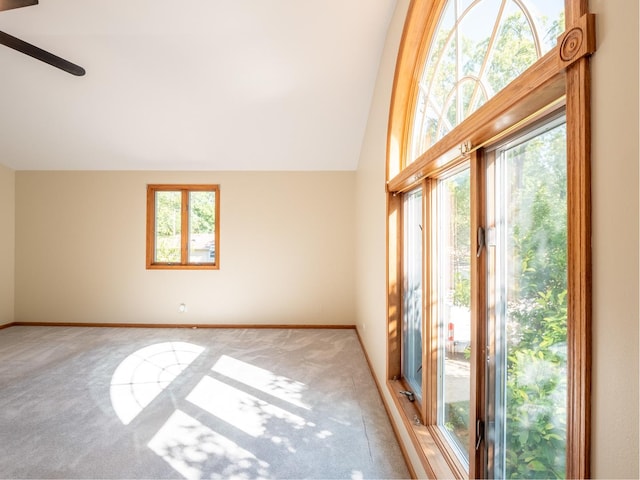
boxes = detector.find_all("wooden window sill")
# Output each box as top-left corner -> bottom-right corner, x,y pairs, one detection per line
387,379 -> 467,480
146,264 -> 219,270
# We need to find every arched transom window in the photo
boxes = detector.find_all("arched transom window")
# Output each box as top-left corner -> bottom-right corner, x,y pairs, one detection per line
409,0 -> 565,164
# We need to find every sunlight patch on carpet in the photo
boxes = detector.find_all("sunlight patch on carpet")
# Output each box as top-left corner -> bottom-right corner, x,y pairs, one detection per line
110,342 -> 204,425
211,355 -> 310,410
187,375 -> 307,442
148,409 -> 271,480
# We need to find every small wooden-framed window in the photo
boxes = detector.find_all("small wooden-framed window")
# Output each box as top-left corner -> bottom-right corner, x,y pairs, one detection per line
146,184 -> 220,270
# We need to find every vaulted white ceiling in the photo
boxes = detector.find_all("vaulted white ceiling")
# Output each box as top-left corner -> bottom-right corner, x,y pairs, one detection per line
0,0 -> 396,170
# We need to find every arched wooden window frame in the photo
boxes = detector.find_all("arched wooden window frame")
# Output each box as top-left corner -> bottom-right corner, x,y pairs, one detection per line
385,1 -> 594,478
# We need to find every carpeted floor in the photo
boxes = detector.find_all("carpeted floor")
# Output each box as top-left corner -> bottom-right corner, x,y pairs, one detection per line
0,326 -> 409,480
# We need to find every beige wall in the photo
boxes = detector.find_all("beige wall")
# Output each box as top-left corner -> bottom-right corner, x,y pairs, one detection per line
15,171 -> 355,325
354,0 -> 428,477
0,164 -> 15,326
355,0 -> 639,478
590,0 -> 639,477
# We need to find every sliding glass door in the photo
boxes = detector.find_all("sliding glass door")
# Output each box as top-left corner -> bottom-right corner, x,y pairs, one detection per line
487,117 -> 568,479
403,188 -> 424,399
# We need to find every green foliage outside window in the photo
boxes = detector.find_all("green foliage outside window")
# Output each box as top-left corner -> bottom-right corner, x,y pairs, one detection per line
189,191 -> 216,235
503,125 -> 567,479
155,191 -> 181,263
153,189 -> 216,264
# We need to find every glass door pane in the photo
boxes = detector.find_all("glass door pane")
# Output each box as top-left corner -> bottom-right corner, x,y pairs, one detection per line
490,119 -> 567,479
155,191 -> 182,263
403,188 -> 423,398
437,167 -> 471,463
188,191 -> 216,264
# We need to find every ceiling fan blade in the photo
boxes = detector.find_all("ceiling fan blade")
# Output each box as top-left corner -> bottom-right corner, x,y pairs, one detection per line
0,30 -> 85,76
0,0 -> 37,12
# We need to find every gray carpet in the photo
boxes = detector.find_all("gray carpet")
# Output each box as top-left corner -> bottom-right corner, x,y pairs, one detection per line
0,326 -> 409,480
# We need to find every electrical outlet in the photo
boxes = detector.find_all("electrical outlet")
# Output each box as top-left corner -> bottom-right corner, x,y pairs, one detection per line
179,303 -> 187,313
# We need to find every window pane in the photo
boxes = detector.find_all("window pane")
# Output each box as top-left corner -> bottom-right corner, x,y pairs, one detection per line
493,121 -> 567,479
403,188 -> 423,398
409,0 -> 565,164
188,191 -> 216,264
155,191 -> 182,263
437,168 -> 471,463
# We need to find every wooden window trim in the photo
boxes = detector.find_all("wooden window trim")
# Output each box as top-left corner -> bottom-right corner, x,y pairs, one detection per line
386,1 -> 594,478
146,184 -> 220,270
469,149 -> 487,479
